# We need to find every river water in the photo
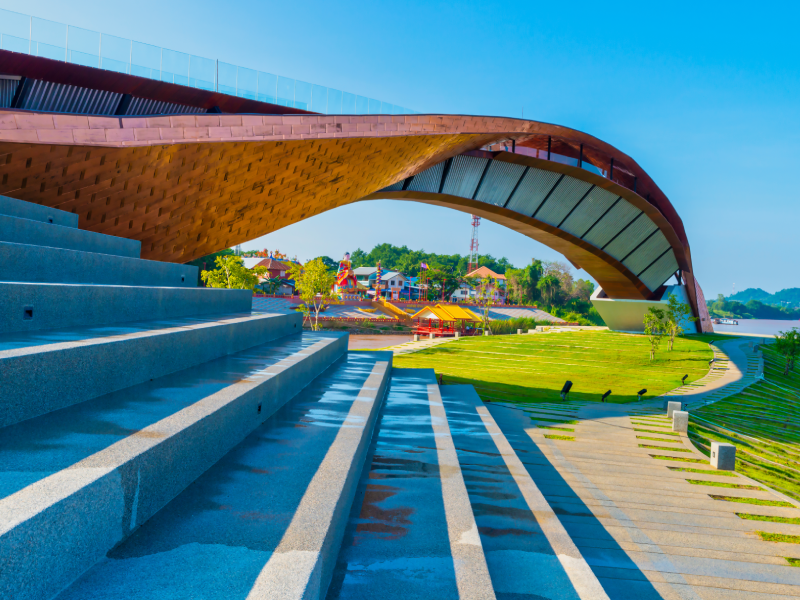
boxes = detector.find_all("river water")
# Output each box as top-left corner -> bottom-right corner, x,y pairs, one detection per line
713,318 -> 800,337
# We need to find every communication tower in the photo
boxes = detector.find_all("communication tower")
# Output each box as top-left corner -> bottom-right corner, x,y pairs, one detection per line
468,215 -> 481,273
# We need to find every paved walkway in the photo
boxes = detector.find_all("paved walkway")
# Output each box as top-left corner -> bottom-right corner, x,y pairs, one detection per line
380,335 -> 459,355
489,398 -> 800,599
660,339 -> 763,408
484,336 -> 800,599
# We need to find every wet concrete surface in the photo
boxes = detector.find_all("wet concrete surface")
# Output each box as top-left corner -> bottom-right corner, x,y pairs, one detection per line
0,332 -> 325,500
54,352 -> 388,600
443,386 -> 582,600
326,369 -> 459,600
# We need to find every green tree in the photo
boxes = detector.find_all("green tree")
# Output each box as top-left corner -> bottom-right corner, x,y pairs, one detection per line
426,268 -> 461,301
506,260 -> 543,304
775,328 -> 800,375
257,277 -> 281,295
474,276 -> 497,335
537,274 -> 561,307
573,279 -> 595,302
313,255 -> 338,273
288,258 -> 336,331
664,294 -> 698,351
187,248 -> 235,286
201,255 -> 267,290
542,261 -> 574,300
644,307 -> 666,361
346,243 -> 513,277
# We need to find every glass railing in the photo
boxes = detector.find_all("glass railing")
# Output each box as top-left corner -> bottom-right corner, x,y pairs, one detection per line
0,8 -> 417,115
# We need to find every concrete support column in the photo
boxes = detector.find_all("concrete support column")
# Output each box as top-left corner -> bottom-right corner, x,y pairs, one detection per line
711,441 -> 736,470
429,333 -> 435,340
667,401 -> 682,418
413,334 -> 420,342
672,411 -> 688,433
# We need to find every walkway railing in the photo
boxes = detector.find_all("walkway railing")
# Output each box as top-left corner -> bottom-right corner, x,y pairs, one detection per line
0,8 -> 416,115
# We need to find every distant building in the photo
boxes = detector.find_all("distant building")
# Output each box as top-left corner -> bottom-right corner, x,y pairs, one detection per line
450,282 -> 477,302
352,267 -> 408,298
243,257 -> 291,279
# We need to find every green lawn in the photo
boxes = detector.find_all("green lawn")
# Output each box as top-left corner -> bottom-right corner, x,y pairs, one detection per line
691,345 -> 800,501
394,331 -> 715,404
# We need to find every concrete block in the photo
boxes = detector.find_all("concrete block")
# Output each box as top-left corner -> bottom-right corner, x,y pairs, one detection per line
0,282 -> 252,334
413,334 -> 420,341
454,331 -> 460,339
711,441 -> 736,470
667,401 -> 682,418
0,331 -> 349,600
429,333 -> 435,339
672,410 -> 688,433
0,195 -> 78,227
0,312 -> 302,428
517,328 -> 523,334
0,214 -> 140,257
0,241 -> 196,287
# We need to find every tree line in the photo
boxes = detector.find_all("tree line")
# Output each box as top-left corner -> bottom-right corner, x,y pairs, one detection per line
708,295 -> 800,320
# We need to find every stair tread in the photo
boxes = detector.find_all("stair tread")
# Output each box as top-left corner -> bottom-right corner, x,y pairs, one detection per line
0,310 -> 275,353
0,331 -> 338,502
327,369 -> 464,599
53,352 -> 390,600
442,385 -> 584,599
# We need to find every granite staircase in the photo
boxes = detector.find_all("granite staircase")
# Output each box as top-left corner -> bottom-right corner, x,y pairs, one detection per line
1,197 -> 602,600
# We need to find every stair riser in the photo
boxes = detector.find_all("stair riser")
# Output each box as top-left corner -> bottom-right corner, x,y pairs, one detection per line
0,214 -> 140,258
0,282 -> 252,334
0,334 -> 348,600
0,195 -> 78,228
257,358 -> 392,600
1,313 -> 302,428
0,241 -> 196,287
314,368 -> 390,600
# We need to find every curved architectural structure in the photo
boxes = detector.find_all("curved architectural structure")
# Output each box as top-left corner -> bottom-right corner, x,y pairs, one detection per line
0,49 -> 711,331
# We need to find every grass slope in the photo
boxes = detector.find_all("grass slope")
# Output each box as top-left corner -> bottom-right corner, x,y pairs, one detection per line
394,331 -> 714,404
691,345 -> 800,501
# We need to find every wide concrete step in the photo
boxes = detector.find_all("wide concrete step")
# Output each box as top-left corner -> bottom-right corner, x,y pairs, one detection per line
53,351 -> 392,600
0,240 -> 196,287
0,281 -> 252,334
327,370 -> 496,600
0,311 -> 302,428
0,195 -> 78,228
0,330 -> 348,600
0,213 -> 141,257
445,386 -> 610,600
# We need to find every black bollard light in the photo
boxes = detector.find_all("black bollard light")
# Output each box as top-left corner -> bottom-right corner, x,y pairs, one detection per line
637,388 -> 647,401
561,381 -> 573,401
601,390 -> 612,403
681,374 -> 688,385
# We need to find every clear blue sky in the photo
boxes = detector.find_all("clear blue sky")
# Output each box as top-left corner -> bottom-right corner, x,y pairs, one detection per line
6,0 -> 798,297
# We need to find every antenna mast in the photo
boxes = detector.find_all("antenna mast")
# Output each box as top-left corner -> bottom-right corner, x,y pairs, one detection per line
468,215 -> 481,273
